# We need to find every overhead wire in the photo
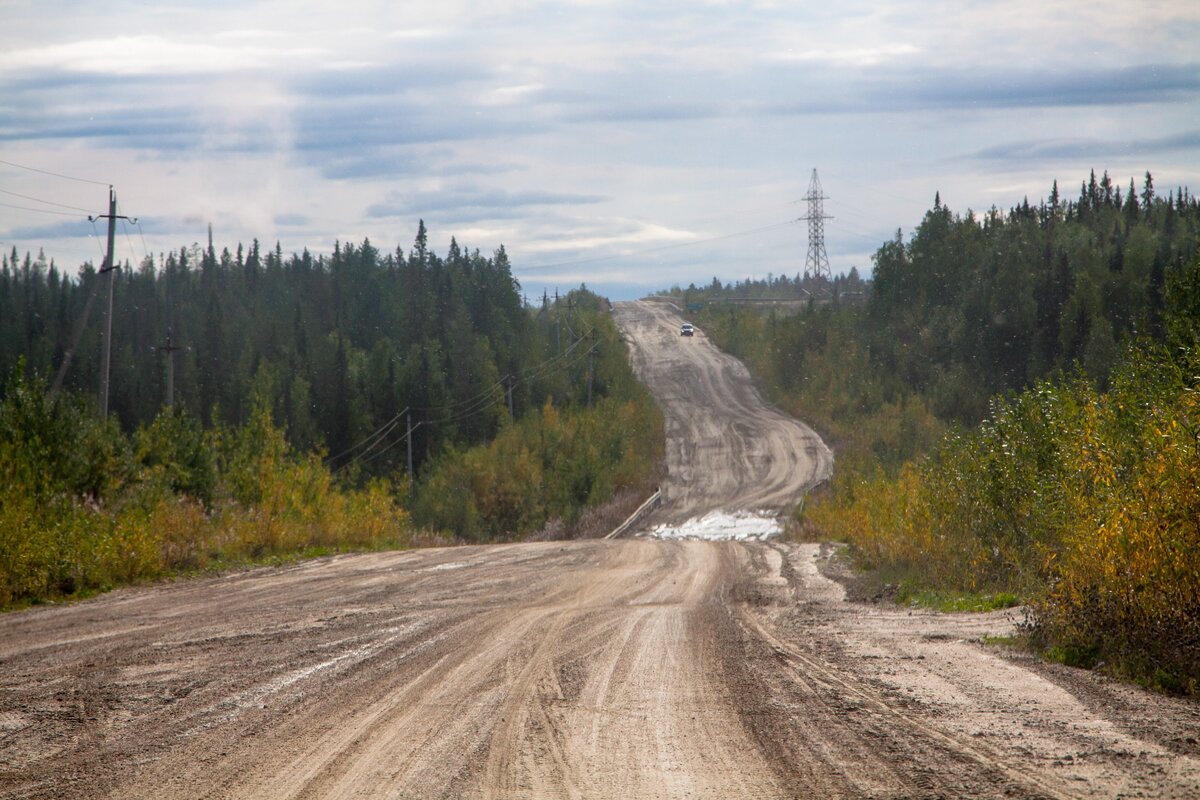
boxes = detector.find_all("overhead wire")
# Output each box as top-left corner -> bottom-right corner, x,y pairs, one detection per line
121,219 -> 141,269
134,220 -> 151,264
420,383 -> 508,427
0,157 -> 111,187
0,200 -> 87,217
421,338 -> 599,430
325,406 -> 409,466
340,321 -> 602,473
407,324 -> 592,415
115,199 -> 148,267
517,333 -> 589,383
352,424 -> 418,470
410,375 -> 509,414
331,419 -> 407,474
517,219 -> 799,273
89,218 -> 108,262
0,187 -> 98,214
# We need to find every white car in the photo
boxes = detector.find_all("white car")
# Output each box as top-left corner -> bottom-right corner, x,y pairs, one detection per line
680,323 -> 695,337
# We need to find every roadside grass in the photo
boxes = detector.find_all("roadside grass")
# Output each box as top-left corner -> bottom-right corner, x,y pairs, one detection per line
981,634 -> 1022,648
2,328 -> 662,612
0,520 -> 429,613
0,530 -> 461,613
1039,643 -> 1195,695
896,584 -> 1022,613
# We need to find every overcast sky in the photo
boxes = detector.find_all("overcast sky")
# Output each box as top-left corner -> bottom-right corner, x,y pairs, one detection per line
2,1 -> 1198,300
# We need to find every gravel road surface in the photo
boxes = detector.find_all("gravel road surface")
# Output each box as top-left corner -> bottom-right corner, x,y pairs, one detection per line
2,299 -> 1198,799
613,299 -> 832,529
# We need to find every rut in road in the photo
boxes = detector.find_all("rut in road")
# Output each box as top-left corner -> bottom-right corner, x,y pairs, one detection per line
612,299 -> 832,529
0,542 -> 796,799
4,298 -> 1200,799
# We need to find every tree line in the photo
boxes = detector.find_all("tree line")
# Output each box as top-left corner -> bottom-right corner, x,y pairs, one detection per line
678,171 -> 1198,436
0,226 -> 664,605
671,171 -> 1200,693
1,222 -> 596,477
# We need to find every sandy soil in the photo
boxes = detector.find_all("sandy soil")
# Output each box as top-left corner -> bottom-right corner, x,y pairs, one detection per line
1,299 -> 1198,798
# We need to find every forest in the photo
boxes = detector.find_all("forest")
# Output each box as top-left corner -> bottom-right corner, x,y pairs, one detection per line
0,224 -> 663,606
670,171 -> 1200,693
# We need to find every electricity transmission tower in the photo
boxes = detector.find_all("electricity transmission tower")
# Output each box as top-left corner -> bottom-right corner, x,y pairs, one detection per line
801,168 -> 832,281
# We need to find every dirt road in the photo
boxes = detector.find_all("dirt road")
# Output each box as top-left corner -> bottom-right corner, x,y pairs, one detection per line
3,300 -> 1199,798
613,299 -> 832,528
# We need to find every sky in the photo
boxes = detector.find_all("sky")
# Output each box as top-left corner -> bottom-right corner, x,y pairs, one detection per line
2,0 -> 1198,300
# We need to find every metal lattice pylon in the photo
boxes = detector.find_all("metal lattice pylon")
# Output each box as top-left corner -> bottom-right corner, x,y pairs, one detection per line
801,168 -> 832,280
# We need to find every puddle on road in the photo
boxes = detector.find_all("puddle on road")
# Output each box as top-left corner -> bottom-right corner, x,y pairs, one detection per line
649,510 -> 781,541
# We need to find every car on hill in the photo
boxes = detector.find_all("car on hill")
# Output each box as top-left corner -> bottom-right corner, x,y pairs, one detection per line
680,323 -> 695,336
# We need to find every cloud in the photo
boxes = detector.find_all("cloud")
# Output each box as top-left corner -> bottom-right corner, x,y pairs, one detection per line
0,68 -> 289,156
296,62 -> 480,100
0,34 -> 323,76
0,108 -> 201,149
965,130 -> 1200,163
274,213 -> 311,226
768,43 -> 922,67
290,103 -> 547,154
895,62 -> 1200,110
762,62 -> 1200,116
5,1 -> 1200,300
366,187 -> 607,219
4,218 -> 100,243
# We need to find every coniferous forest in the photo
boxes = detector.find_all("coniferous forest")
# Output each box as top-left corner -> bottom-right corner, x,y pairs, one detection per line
0,223 -> 663,606
670,171 -> 1200,693
6,169 -> 1200,692
6,222 -> 551,470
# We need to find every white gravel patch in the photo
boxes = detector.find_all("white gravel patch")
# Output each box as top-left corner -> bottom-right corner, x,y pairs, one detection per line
650,510 -> 781,541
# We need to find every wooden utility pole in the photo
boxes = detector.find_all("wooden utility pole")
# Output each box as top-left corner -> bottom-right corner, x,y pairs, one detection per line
156,327 -> 183,407
92,188 -> 133,419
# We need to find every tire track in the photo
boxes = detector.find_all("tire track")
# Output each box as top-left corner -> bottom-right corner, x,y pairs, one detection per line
612,299 -> 832,528
736,607 -> 1078,799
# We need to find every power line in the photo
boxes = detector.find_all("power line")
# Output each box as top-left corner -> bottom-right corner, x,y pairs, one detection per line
0,200 -> 88,218
520,343 -> 585,384
133,219 -> 152,263
316,293 -> 601,474
336,327 -> 602,474
89,218 -> 108,261
352,424 -> 418,471
121,218 -> 142,268
325,407 -> 409,465
0,187 -> 98,214
406,327 -> 591,415
422,339 -> 599,431
332,419 -> 409,474
517,219 -> 799,274
422,384 -> 508,427
116,198 -> 149,265
517,331 -> 589,381
0,158 -> 110,187
411,376 -> 508,414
